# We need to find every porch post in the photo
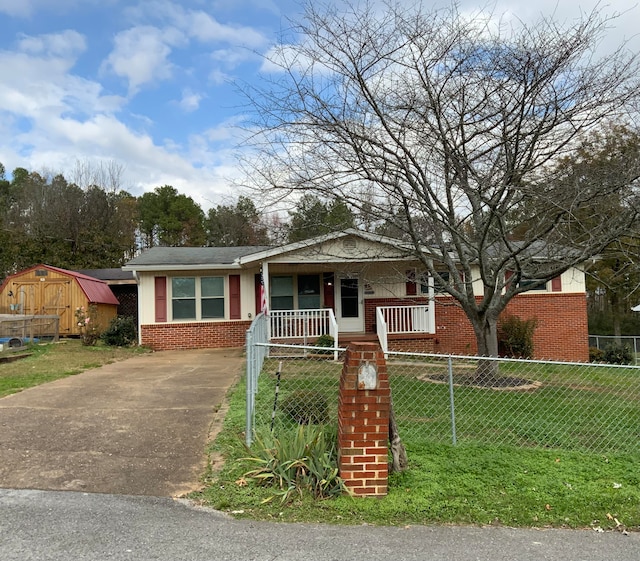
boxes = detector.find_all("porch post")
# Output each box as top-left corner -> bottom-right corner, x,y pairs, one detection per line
427,259 -> 436,334
428,273 -> 435,334
262,261 -> 270,340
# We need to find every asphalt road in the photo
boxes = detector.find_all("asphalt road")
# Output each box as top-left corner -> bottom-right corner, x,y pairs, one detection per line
1,489 -> 638,561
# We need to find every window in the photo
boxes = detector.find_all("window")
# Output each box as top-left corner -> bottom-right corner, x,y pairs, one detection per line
171,276 -> 225,320
201,277 -> 224,318
421,271 -> 460,294
518,278 -> 547,291
271,276 -> 294,310
298,274 -> 321,309
172,278 -> 196,320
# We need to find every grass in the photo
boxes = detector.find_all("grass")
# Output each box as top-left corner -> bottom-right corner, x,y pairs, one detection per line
0,339 -> 150,397
191,358 -> 640,531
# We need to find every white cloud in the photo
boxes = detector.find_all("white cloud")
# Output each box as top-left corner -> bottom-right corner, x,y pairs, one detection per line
0,0 -> 119,18
0,0 -> 35,17
128,1 -> 269,48
102,25 -> 186,94
178,89 -> 204,112
17,29 -> 86,57
185,10 -> 267,48
209,68 -> 232,85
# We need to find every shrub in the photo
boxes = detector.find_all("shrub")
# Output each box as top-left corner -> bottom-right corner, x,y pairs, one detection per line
602,343 -> 633,365
589,347 -> 605,363
281,390 -> 329,424
315,333 -> 335,354
101,316 -> 137,347
241,424 -> 349,503
75,305 -> 100,346
498,315 -> 537,358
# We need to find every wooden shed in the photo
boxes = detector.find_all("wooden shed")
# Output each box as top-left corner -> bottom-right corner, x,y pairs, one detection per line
0,265 -> 119,336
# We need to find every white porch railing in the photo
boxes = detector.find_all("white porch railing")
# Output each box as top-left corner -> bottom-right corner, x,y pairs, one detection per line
269,309 -> 338,354
376,304 -> 434,354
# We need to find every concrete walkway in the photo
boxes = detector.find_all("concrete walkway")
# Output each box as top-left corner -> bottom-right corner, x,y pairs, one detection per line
0,348 -> 243,497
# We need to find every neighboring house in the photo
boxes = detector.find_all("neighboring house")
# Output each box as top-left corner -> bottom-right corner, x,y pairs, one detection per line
0,264 -> 119,336
122,229 -> 589,361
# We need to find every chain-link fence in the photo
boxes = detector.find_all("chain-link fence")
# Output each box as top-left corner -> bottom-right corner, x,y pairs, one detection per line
246,342 -> 640,455
589,335 -> 640,364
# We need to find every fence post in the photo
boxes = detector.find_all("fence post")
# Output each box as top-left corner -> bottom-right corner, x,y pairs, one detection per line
245,327 -> 254,447
447,355 -> 457,446
338,342 -> 390,497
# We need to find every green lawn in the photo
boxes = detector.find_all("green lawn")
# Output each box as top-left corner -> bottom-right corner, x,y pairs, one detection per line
0,339 -> 149,397
193,357 -> 640,531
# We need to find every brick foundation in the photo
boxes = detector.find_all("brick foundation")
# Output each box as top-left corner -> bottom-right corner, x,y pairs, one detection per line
140,292 -> 588,361
140,321 -> 251,351
338,342 -> 390,497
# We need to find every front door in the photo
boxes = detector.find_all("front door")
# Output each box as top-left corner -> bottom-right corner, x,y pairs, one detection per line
337,277 -> 364,332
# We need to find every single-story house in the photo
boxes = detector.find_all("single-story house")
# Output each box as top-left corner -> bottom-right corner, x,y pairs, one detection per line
0,264 -> 120,336
122,229 -> 589,361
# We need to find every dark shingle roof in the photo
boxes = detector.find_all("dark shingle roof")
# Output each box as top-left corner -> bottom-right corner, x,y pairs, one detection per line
76,268 -> 135,282
124,246 -> 272,268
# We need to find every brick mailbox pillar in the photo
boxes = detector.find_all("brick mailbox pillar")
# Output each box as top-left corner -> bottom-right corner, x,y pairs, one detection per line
338,342 -> 390,497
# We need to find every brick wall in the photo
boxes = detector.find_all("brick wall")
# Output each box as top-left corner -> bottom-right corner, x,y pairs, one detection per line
432,293 -> 589,362
140,292 -> 588,360
367,293 -> 589,362
140,321 -> 251,351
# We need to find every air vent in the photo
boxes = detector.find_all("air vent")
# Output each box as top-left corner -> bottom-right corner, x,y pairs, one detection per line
343,238 -> 357,251
35,269 -> 48,277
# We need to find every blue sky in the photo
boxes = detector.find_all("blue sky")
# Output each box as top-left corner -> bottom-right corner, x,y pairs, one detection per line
0,0 -> 638,211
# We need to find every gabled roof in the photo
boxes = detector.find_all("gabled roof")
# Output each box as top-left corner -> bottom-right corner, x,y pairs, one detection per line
0,264 -> 119,305
236,229 -> 414,265
122,246 -> 273,271
122,230 -> 416,272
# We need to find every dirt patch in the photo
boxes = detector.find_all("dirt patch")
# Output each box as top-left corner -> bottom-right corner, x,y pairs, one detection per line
419,372 -> 542,391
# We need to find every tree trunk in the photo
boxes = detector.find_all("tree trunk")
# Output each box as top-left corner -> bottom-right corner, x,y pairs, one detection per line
472,315 -> 500,382
388,393 -> 408,473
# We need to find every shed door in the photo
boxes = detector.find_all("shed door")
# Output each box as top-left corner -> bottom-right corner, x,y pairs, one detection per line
11,283 -> 36,315
42,282 -> 70,333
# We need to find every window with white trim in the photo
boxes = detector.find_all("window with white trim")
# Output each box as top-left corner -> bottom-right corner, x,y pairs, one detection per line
271,276 -> 294,310
298,274 -> 321,309
518,278 -> 548,291
421,271 -> 463,294
171,276 -> 225,320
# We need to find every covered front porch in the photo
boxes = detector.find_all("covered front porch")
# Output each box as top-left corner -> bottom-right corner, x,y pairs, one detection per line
243,233 -> 437,355
266,302 -> 435,355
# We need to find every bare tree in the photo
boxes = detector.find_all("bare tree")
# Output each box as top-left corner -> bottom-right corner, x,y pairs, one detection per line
242,0 -> 640,358
71,159 -> 127,193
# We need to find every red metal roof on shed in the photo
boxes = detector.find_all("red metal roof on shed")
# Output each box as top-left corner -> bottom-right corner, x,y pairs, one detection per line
45,265 -> 120,305
1,265 -> 119,305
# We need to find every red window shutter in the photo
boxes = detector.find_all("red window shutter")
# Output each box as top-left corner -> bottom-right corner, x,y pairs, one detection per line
154,276 -> 167,322
230,275 -> 241,319
551,276 -> 562,292
504,270 -> 513,289
406,270 -> 417,296
255,274 -> 262,315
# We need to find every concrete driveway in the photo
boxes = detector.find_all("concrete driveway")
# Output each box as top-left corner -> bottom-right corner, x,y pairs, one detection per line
0,348 -> 243,497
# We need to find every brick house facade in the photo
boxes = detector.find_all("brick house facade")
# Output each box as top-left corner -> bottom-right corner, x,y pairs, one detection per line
123,230 -> 589,361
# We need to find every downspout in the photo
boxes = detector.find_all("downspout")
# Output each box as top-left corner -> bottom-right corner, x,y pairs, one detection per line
132,270 -> 142,346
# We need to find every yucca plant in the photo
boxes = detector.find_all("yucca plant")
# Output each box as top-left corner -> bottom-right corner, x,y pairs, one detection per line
241,424 -> 349,503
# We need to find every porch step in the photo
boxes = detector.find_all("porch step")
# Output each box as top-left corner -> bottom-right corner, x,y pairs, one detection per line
338,332 -> 378,345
